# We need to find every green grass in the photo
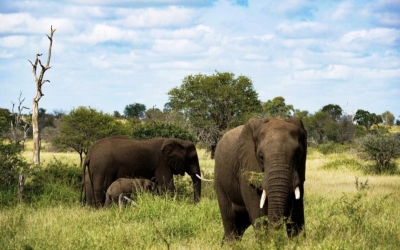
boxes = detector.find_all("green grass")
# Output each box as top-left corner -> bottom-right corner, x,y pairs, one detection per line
1,141 -> 400,249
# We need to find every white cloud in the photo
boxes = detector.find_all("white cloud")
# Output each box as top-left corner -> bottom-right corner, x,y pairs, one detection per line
152,39 -> 204,54
341,28 -> 399,45
115,6 -> 197,28
331,2 -> 353,20
0,36 -> 27,48
73,24 -> 139,44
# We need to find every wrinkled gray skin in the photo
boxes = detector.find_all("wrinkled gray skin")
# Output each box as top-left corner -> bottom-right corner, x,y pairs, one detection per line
104,178 -> 157,207
214,117 -> 307,242
82,137 -> 203,207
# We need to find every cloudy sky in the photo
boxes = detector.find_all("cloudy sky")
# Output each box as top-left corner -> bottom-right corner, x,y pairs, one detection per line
1,0 -> 399,118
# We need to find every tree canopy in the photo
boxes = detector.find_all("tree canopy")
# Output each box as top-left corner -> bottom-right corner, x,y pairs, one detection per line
124,103 -> 146,119
262,96 -> 294,118
381,111 -> 395,126
168,71 -> 261,157
321,104 -> 343,122
353,109 -> 383,131
52,106 -> 130,164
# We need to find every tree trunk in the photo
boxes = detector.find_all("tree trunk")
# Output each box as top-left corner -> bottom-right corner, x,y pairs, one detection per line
32,100 -> 40,165
29,26 -> 56,165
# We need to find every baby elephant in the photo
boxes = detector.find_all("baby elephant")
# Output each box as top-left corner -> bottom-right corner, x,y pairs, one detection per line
104,178 -> 157,207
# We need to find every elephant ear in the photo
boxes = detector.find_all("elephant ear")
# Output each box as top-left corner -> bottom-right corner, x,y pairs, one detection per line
161,139 -> 186,175
285,117 -> 307,182
238,118 -> 269,175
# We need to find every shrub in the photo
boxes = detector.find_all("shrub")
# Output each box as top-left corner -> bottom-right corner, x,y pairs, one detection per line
0,141 -> 30,188
356,133 -> 400,174
131,122 -> 198,143
23,158 -> 81,206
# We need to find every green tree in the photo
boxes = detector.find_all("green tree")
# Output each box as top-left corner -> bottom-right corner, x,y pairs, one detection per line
353,109 -> 383,132
321,104 -> 343,122
303,111 -> 337,144
124,103 -> 146,119
145,108 -> 165,122
113,110 -> 123,119
262,96 -> 294,118
381,111 -> 395,126
168,71 -> 261,157
356,133 -> 400,174
52,106 -> 130,165
131,122 -> 197,142
337,115 -> 355,143
0,108 -> 12,137
0,141 -> 30,188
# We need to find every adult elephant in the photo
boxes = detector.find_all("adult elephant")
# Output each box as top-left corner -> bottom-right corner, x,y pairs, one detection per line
83,136 -> 208,207
214,117 -> 307,242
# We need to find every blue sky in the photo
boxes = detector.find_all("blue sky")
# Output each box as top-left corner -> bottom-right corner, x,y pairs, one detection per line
0,0 -> 399,118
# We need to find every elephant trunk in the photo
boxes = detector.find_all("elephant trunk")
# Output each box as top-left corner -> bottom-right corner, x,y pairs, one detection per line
264,168 -> 292,225
192,175 -> 201,203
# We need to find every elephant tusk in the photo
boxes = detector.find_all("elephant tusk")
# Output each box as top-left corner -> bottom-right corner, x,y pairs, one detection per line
295,186 -> 300,200
260,190 -> 267,209
195,174 -> 213,182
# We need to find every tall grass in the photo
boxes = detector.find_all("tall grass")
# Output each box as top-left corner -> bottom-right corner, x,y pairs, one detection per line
1,141 -> 400,249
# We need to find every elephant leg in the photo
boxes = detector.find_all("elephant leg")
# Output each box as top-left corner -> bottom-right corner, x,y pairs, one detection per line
84,175 -> 93,205
155,168 -> 174,196
216,186 -> 250,242
286,196 -> 305,238
233,204 -> 251,238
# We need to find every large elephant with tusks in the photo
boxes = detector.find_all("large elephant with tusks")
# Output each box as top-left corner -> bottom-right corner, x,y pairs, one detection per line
82,136 -> 209,207
214,117 -> 307,242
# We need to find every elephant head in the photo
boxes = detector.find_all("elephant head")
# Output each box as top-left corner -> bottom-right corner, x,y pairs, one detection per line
161,139 -> 205,202
239,117 -> 307,234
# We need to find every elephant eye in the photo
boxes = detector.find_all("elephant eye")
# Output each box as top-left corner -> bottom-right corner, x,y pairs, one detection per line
258,154 -> 264,165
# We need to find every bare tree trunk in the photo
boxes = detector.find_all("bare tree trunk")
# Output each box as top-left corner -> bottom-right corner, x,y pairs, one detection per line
29,26 -> 56,165
11,92 -> 30,147
18,175 -> 25,203
32,101 -> 40,164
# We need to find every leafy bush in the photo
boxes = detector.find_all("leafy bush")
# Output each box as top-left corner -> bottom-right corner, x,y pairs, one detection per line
356,133 -> 400,174
132,122 -> 198,143
23,158 -> 81,206
0,141 -> 30,188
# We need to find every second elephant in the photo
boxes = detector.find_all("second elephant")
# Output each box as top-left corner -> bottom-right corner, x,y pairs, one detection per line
83,137 -> 206,207
104,178 -> 157,207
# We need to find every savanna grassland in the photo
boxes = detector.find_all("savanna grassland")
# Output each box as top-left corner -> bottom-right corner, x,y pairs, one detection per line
1,141 -> 400,250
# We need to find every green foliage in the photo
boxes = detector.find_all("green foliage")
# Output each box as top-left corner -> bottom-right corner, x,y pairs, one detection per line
23,158 -> 81,206
124,103 -> 146,119
131,122 -> 198,142
0,142 -> 30,188
243,171 -> 263,189
356,133 -> 400,174
168,71 -> 261,156
52,106 -> 130,162
262,96 -> 294,118
0,108 -> 12,135
303,111 -> 336,144
321,104 -> 343,121
381,110 -> 395,126
145,108 -> 165,121
353,109 -> 383,131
